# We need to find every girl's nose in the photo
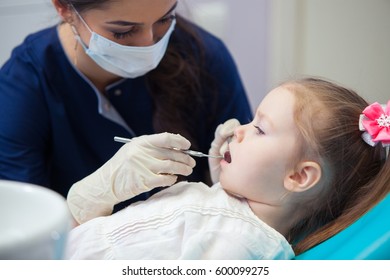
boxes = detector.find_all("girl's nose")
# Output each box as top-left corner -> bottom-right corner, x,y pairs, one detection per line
234,125 -> 245,143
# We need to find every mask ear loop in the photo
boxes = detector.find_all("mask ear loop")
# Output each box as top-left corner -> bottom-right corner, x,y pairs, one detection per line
71,5 -> 94,34
69,5 -> 92,66
62,7 -> 80,66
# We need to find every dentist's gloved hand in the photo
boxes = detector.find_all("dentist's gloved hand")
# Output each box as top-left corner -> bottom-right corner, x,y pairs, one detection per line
208,119 -> 240,184
67,132 -> 196,224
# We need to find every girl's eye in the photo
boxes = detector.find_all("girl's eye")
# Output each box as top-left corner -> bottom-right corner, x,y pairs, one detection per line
253,125 -> 265,135
112,29 -> 136,40
157,14 -> 176,25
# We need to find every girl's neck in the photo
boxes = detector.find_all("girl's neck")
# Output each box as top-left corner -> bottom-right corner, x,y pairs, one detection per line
247,199 -> 301,239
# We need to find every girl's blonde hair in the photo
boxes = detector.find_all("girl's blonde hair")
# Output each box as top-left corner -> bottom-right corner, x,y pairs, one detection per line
283,77 -> 389,255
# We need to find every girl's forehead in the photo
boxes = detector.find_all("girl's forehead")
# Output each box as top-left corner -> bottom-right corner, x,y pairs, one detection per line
255,87 -> 297,131
257,86 -> 295,113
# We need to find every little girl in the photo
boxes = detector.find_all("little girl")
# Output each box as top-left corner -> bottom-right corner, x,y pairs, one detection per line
65,77 -> 390,259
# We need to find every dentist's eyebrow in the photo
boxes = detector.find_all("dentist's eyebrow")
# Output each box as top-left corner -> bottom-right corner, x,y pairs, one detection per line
105,1 -> 178,27
161,1 -> 178,18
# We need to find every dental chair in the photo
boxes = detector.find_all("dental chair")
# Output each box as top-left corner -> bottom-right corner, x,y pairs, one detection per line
295,193 -> 390,260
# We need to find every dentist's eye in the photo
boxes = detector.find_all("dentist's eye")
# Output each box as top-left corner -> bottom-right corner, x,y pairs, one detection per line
158,14 -> 176,25
112,29 -> 136,39
253,125 -> 265,135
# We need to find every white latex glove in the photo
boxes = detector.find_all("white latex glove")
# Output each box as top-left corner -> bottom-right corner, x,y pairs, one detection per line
208,119 -> 240,184
67,132 -> 196,224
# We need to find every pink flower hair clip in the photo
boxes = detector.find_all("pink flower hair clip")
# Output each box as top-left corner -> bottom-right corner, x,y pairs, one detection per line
359,100 -> 390,158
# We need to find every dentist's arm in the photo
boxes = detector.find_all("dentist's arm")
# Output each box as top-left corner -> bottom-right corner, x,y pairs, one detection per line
67,133 -> 196,224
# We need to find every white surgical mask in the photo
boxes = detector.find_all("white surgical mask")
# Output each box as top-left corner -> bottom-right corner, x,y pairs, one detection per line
72,8 -> 175,78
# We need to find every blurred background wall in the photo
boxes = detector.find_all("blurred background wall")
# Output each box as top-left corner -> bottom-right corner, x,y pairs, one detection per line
267,0 -> 390,105
0,0 -> 58,62
1,0 -> 389,111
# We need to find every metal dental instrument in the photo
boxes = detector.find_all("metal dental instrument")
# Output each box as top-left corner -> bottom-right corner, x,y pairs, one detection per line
114,136 -> 223,159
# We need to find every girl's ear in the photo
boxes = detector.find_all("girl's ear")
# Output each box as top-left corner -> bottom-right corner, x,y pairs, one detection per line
52,0 -> 73,22
284,161 -> 322,193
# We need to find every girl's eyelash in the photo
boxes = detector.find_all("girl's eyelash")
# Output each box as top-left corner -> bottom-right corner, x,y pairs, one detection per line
253,125 -> 265,135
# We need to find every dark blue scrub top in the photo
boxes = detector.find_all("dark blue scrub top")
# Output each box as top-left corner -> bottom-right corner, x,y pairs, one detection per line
0,23 -> 253,200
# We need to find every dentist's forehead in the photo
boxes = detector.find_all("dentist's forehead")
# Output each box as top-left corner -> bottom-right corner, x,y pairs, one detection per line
82,0 -> 178,24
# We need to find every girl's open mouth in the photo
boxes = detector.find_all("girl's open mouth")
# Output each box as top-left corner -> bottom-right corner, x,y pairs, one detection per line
224,151 -> 232,163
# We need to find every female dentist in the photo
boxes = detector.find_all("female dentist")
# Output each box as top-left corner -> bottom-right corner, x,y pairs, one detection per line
0,0 -> 252,205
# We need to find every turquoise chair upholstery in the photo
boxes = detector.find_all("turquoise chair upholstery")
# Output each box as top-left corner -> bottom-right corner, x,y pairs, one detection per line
295,193 -> 390,260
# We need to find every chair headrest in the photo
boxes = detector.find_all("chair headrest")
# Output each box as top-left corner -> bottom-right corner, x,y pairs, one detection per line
295,193 -> 390,260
